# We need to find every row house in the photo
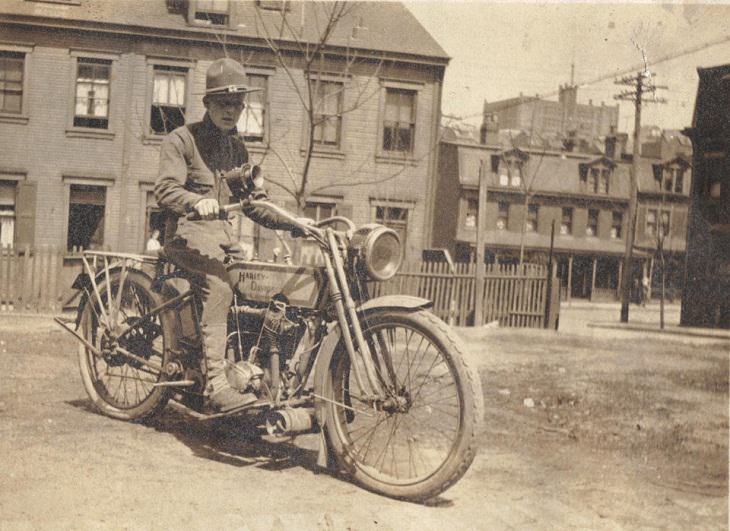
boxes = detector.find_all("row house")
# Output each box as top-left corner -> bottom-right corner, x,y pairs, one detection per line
434,130 -> 690,302
681,63 -> 730,328
0,1 -> 447,273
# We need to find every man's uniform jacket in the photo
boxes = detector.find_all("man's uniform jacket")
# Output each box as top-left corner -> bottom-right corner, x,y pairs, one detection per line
155,113 -> 294,259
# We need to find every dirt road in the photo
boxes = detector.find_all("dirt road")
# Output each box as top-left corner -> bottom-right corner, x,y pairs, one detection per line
0,305 -> 727,530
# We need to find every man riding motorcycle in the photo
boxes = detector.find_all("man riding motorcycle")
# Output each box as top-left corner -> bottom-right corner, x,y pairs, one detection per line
155,58 -> 301,412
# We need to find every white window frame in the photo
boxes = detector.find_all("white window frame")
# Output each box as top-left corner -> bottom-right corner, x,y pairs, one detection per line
236,66 -> 274,150
62,175 -> 114,254
67,49 -> 119,140
144,57 -> 193,141
376,79 -> 423,165
188,0 -> 231,27
0,43 -> 33,125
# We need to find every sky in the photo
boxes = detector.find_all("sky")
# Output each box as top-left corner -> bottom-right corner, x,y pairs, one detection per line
404,1 -> 730,133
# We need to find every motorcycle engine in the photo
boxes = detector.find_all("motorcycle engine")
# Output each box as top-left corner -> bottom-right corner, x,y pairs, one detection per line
229,296 -> 306,394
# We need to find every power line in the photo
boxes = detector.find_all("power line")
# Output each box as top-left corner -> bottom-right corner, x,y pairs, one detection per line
449,32 -> 730,122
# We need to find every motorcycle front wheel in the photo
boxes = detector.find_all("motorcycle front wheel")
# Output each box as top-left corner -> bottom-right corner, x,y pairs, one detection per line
77,270 -> 173,421
324,309 -> 484,501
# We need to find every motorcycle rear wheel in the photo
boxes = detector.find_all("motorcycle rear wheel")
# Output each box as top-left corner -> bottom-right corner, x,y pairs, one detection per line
77,270 -> 173,421
324,309 -> 484,501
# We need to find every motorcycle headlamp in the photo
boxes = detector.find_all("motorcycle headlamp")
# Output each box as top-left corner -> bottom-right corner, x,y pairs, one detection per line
349,224 -> 403,282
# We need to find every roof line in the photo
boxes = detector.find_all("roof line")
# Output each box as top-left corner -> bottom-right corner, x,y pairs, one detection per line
0,14 -> 450,67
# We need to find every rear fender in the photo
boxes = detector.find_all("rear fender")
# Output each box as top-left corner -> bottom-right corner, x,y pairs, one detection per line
70,265 -> 153,329
312,295 -> 431,425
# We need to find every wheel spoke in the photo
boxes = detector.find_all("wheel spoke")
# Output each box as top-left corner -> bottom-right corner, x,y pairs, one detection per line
330,315 -> 468,488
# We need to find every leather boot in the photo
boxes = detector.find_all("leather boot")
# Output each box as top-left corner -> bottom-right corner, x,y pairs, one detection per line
204,324 -> 256,412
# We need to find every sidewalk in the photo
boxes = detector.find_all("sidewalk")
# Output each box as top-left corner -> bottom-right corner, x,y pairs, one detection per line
557,302 -> 730,342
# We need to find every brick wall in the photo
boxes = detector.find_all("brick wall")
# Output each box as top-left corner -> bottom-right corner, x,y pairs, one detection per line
0,26 -> 441,262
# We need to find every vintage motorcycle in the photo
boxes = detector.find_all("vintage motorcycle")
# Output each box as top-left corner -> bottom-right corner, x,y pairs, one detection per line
56,175 -> 484,502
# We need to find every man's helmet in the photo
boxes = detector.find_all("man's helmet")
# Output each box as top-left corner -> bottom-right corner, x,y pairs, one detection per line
201,58 -> 262,95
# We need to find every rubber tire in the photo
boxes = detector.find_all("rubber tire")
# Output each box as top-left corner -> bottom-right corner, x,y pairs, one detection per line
323,309 -> 484,501
77,270 -> 173,421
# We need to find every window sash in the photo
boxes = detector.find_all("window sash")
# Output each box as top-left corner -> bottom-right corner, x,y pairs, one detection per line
611,212 -> 622,239
526,204 -> 538,232
0,53 -> 23,113
304,201 -> 336,222
311,80 -> 343,147
560,208 -> 573,235
383,88 -> 415,153
238,74 -> 267,141
75,60 -> 111,120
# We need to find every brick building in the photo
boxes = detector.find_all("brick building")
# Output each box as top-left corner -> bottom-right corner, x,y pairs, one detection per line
434,129 -> 690,301
0,1 -> 447,265
681,63 -> 730,328
481,84 -> 619,151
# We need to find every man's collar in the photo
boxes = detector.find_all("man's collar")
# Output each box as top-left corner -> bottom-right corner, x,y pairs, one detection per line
202,112 -> 238,137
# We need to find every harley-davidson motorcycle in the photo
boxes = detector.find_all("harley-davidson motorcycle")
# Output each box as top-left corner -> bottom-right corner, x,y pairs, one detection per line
56,172 -> 484,502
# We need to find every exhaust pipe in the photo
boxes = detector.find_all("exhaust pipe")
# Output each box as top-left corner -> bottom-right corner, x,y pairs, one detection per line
265,408 -> 315,436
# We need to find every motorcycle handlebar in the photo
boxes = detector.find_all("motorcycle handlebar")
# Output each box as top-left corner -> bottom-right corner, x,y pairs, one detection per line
185,198 -> 352,243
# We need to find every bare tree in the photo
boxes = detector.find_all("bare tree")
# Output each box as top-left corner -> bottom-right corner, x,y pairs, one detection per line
249,1 -> 406,213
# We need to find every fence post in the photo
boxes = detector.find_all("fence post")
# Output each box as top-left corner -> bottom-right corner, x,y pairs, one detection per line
474,160 -> 488,326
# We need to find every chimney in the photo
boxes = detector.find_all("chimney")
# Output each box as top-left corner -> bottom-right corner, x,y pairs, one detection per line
480,112 -> 499,145
605,126 -> 617,159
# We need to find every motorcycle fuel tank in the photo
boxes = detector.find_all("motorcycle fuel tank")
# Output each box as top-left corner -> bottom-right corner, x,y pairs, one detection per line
227,261 -> 325,308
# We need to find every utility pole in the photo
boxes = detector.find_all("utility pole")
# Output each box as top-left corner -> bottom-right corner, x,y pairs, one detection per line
474,160 -> 488,326
615,71 -> 667,322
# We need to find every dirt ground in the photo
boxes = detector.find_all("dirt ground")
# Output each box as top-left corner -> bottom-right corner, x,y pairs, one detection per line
0,303 -> 727,530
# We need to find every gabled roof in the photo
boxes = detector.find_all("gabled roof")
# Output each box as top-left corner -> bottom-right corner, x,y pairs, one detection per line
0,1 -> 448,64
453,144 -> 631,200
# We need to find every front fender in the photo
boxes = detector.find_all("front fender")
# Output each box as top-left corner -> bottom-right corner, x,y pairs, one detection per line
312,295 -> 432,426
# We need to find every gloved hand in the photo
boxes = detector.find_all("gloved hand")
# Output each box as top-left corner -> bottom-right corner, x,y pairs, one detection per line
291,217 -> 315,238
194,198 -> 220,220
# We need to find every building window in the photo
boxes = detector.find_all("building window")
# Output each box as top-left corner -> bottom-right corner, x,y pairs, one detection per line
673,169 -> 684,194
151,65 -> 186,135
464,198 -> 478,229
374,205 -> 408,248
304,201 -> 336,222
383,88 -> 416,154
237,74 -> 267,143
499,171 -> 509,186
257,0 -> 289,10
560,207 -> 573,235
586,208 -> 598,236
588,168 -> 598,192
598,169 -> 610,194
0,181 -> 16,247
646,209 -> 657,237
0,51 -> 23,114
660,210 -> 670,237
311,80 -> 343,148
646,209 -> 669,238
74,58 -> 111,129
510,166 -> 521,187
67,185 -> 105,251
194,0 -> 229,25
610,211 -> 622,239
525,203 -> 538,232
496,201 -> 509,230
144,191 -> 166,251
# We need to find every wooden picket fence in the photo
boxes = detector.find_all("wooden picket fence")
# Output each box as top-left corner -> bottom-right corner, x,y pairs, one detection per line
0,244 -> 557,328
370,261 -> 555,328
0,245 -> 67,313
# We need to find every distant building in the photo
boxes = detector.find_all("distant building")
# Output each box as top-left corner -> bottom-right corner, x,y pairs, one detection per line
435,126 -> 690,302
641,128 -> 693,160
481,85 -> 619,151
681,63 -> 730,328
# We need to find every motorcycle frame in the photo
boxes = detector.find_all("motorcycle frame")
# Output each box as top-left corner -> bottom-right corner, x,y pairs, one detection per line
60,199 -> 406,403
